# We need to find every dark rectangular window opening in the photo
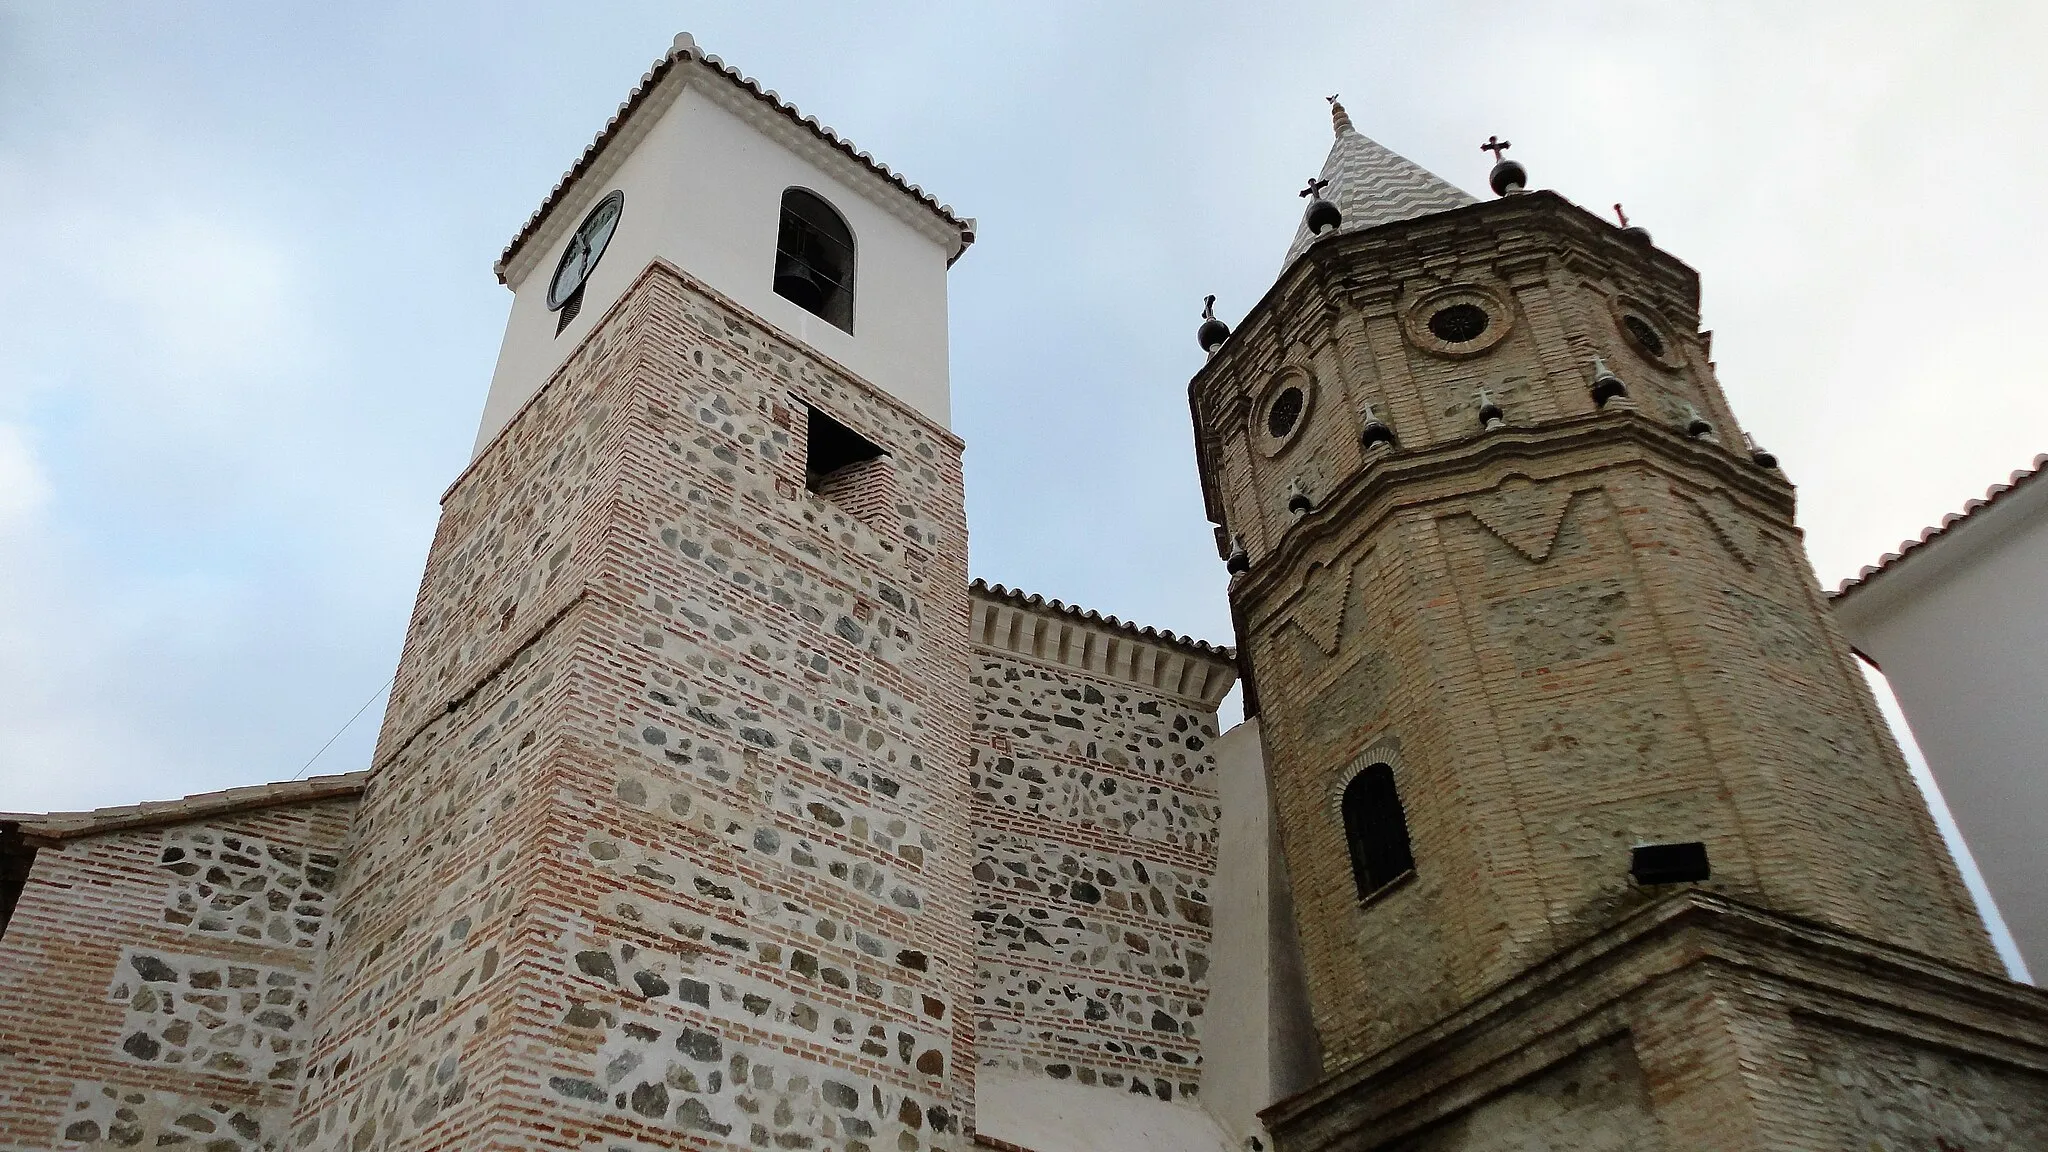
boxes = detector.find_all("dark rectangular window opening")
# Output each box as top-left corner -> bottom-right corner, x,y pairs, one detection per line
555,284 -> 584,336
805,406 -> 885,493
0,822 -> 36,941
1631,841 -> 1711,886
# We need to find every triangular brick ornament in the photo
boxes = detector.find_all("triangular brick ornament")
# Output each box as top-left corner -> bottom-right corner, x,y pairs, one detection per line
1469,476 -> 1577,563
1287,557 -> 1356,657
1682,488 -> 1760,569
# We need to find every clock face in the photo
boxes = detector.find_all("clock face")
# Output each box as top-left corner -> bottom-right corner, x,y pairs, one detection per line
546,190 -> 625,310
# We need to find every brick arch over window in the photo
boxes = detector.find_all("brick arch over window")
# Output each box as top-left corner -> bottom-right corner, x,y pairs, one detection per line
774,187 -> 856,333
1340,761 -> 1414,900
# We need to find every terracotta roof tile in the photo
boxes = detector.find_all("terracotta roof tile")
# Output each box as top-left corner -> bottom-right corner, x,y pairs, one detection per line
496,33 -> 973,284
1832,453 -> 2048,600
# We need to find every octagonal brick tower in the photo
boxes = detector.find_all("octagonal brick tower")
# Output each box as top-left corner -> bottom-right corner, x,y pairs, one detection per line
1192,108 -> 2048,1150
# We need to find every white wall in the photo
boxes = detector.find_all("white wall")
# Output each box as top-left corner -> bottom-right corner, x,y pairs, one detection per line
1833,477 -> 2048,982
476,70 -> 956,453
975,1072 -> 1235,1152
1197,717 -> 1321,1145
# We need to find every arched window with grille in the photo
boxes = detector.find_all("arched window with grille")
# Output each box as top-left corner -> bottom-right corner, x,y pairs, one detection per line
1341,763 -> 1414,900
773,188 -> 856,333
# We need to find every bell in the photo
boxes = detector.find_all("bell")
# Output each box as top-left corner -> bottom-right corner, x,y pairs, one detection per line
774,263 -> 827,313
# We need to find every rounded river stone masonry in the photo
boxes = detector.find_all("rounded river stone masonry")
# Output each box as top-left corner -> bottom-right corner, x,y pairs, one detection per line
964,582 -> 1238,1108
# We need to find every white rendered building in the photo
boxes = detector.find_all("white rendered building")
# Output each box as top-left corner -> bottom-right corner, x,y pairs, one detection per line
1832,455 -> 2048,981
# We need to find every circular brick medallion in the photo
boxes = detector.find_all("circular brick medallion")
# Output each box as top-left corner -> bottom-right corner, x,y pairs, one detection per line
1402,284 -> 1514,358
1257,368 -> 1315,457
1611,296 -> 1686,371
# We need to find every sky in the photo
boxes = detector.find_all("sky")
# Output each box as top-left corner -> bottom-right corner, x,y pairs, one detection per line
1,3 -> 2042,968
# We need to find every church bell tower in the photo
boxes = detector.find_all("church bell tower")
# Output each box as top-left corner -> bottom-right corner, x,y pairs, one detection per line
293,35 -> 982,1152
1191,103 -> 2048,1148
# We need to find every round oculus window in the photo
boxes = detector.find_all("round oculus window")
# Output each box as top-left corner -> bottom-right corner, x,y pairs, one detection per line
1267,386 -> 1306,440
1428,303 -> 1490,344
1622,314 -> 1666,357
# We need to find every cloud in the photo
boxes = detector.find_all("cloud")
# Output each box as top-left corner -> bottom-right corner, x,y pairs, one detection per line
0,117 -> 408,812
0,422 -> 50,529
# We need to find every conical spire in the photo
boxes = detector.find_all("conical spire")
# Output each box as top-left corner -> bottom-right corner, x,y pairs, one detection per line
1282,99 -> 1476,267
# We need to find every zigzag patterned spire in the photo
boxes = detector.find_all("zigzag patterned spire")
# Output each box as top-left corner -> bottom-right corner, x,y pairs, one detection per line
1282,109 -> 1476,267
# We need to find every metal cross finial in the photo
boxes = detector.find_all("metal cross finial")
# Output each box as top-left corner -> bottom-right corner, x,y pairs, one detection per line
1481,136 -> 1512,161
1614,203 -> 1631,227
1326,93 -> 1340,106
1299,176 -> 1331,201
1202,294 -> 1218,321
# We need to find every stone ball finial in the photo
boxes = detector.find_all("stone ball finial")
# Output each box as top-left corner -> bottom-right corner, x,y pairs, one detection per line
1590,357 -> 1629,406
1476,387 -> 1506,430
1482,136 -> 1527,196
1225,537 -> 1251,575
1614,203 -> 1652,245
1198,295 -> 1231,354
1286,479 -> 1313,517
1359,402 -> 1395,450
1745,434 -> 1780,470
1300,176 -> 1341,236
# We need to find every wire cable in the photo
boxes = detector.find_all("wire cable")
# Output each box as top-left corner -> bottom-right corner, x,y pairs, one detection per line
290,675 -> 394,781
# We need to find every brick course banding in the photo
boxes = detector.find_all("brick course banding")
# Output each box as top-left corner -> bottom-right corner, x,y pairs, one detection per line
291,259 -> 980,1152
0,799 -> 357,1150
1191,183 -> 2048,1146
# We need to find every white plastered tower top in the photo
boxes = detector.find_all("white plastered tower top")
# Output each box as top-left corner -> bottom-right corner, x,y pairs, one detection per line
474,33 -> 976,455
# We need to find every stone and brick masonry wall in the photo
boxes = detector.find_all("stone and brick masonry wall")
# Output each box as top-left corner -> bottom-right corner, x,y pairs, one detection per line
964,586 -> 1236,1112
291,261 -> 978,1152
0,789 -> 359,1151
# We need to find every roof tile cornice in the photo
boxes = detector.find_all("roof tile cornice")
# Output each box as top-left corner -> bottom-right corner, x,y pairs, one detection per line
969,579 -> 1239,708
496,33 -> 974,285
1832,453 -> 2048,601
6,772 -> 367,845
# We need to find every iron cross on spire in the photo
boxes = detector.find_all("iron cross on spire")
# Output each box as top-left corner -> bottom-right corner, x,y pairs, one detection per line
1481,136 -> 1512,161
1299,176 -> 1331,200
